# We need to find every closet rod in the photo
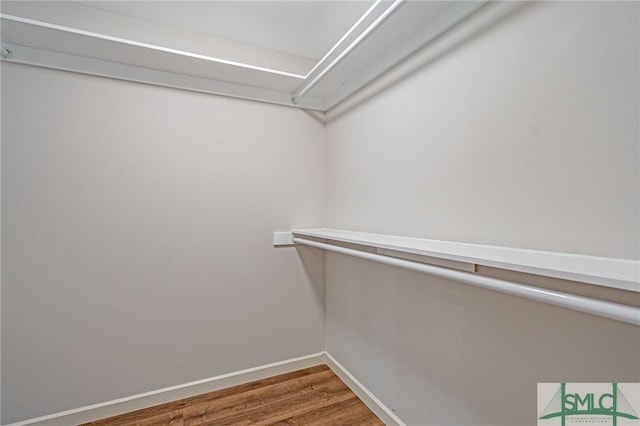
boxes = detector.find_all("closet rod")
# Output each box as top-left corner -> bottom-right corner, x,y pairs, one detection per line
292,237 -> 640,326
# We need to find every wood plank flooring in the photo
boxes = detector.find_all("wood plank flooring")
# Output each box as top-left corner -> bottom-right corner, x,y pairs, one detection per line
83,365 -> 384,425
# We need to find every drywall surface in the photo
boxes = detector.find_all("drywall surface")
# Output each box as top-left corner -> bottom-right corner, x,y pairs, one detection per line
327,1 -> 639,260
325,254 -> 640,425
325,2 -> 640,425
1,63 -> 325,423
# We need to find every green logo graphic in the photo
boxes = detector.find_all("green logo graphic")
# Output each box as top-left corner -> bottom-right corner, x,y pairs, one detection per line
539,383 -> 639,426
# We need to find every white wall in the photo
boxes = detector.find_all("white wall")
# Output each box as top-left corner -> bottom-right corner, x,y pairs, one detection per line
1,63 -> 325,424
3,2 -> 640,425
325,2 -> 640,425
327,1 -> 639,259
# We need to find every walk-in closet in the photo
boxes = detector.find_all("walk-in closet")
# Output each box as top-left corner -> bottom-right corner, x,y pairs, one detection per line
1,1 -> 639,425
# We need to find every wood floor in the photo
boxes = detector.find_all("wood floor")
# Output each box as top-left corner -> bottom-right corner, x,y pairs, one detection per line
83,365 -> 384,425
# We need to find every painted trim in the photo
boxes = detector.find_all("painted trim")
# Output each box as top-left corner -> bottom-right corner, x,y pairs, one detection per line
324,352 -> 406,426
6,352 -> 404,426
5,352 -> 404,425
5,353 -> 325,426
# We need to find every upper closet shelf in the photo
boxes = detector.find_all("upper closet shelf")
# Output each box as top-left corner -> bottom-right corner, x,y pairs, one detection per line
291,228 -> 640,292
0,1 -> 485,111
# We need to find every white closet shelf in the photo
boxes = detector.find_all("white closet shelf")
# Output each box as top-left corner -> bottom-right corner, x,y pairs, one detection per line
0,1 -> 485,111
290,228 -> 640,293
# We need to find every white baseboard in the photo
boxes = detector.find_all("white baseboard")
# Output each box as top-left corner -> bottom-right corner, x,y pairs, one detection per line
6,352 -> 325,426
323,352 -> 406,426
7,352 -> 404,426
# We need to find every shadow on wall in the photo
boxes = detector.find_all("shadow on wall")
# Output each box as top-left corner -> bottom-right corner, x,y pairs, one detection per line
326,1 -> 533,121
296,245 -> 326,308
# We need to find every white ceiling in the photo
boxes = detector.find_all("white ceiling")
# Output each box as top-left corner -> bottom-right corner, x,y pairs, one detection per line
75,1 -> 375,60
